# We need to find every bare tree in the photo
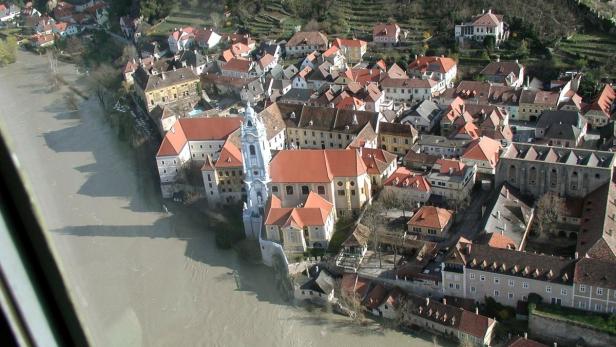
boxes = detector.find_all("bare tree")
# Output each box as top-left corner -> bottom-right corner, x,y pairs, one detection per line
363,202 -> 385,268
380,188 -> 400,218
536,192 -> 563,236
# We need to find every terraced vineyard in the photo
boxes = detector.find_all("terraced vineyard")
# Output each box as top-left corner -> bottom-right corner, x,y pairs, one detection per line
551,32 -> 616,79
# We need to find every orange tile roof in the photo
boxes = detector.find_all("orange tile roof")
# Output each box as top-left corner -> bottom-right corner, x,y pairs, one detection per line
383,167 -> 431,192
436,159 -> 465,174
322,45 -> 340,57
486,233 -> 516,249
214,140 -> 242,168
454,122 -> 481,139
265,192 -> 333,227
269,149 -> 366,183
361,148 -> 397,175
408,206 -> 453,229
462,136 -> 501,166
585,84 -> 615,117
373,23 -> 399,38
408,56 -> 457,74
333,38 -> 367,48
156,117 -> 241,157
336,96 -> 365,110
222,58 -> 252,72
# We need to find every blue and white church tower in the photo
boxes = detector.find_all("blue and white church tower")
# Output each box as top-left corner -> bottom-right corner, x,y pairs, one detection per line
241,102 -> 271,239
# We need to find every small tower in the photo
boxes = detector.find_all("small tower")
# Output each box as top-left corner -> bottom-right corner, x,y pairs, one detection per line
241,102 -> 271,238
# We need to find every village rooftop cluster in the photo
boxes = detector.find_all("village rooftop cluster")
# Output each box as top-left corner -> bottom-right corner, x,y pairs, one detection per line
4,3 -> 616,346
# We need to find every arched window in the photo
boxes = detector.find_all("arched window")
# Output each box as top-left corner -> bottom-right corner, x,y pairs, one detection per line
508,165 -> 517,183
571,171 -> 579,190
550,169 -> 558,188
249,145 -> 256,156
529,167 -> 537,185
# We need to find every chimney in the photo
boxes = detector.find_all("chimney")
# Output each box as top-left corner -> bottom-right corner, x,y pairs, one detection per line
524,332 -> 528,339
575,251 -> 579,259
515,59 -> 519,64
488,9 -> 492,14
426,297 -> 430,305
475,307 -> 479,315
161,70 -> 166,80
414,54 -> 418,61
443,297 -> 447,305
496,56 -> 500,63
496,210 -> 500,220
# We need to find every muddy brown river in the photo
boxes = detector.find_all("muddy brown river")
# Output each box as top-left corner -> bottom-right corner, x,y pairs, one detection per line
0,51 -> 440,346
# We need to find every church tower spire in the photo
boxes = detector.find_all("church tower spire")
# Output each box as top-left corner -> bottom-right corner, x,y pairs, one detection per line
241,102 -> 271,238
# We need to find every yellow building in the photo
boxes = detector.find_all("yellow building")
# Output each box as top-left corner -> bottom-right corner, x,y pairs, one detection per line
133,66 -> 201,112
378,122 -> 418,156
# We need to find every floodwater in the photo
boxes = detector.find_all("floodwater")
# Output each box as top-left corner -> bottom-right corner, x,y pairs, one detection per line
0,51 -> 439,347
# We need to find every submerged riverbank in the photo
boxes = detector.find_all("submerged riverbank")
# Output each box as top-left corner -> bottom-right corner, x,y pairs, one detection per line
0,50 -> 441,346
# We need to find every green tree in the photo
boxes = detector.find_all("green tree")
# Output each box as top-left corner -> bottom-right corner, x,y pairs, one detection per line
0,36 -> 17,66
483,36 -> 495,51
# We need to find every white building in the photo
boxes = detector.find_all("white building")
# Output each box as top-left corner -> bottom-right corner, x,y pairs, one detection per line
455,9 -> 508,46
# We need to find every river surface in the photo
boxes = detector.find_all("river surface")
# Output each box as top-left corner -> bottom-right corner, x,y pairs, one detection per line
0,51 -> 439,347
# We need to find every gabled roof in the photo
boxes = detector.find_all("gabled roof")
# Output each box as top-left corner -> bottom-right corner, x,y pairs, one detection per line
462,136 -> 502,165
387,63 -> 408,79
373,23 -> 399,38
333,38 -> 367,48
471,11 -> 504,27
383,167 -> 430,192
584,84 -> 615,118
342,224 -> 370,247
573,257 -> 616,290
287,31 -> 328,47
408,206 -> 453,229
408,56 -> 457,74
214,140 -> 242,168
156,117 -> 242,157
269,149 -> 367,183
361,147 -> 397,175
480,61 -> 523,78
265,191 -> 334,228
222,58 -> 252,72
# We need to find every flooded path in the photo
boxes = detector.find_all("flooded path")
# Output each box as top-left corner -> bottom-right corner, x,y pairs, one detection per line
0,50 -> 437,347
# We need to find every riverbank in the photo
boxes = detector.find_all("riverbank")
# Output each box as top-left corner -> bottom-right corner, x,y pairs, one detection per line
0,50 -> 440,346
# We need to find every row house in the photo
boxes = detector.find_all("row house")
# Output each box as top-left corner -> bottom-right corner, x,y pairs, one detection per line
573,258 -> 616,313
268,149 -> 372,215
264,192 -> 335,252
285,31 -> 328,57
133,66 -> 200,112
455,9 -> 508,46
311,83 -> 384,113
378,122 -> 418,156
407,55 -> 458,93
518,89 -> 559,121
155,117 -> 242,198
264,103 -> 381,150
220,58 -> 257,79
428,159 -> 477,203
407,206 -> 454,240
401,295 -> 496,347
443,242 -> 576,308
381,77 -> 439,103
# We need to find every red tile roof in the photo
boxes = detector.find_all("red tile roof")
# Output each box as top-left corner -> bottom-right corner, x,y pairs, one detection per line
265,192 -> 333,227
361,148 -> 397,175
486,232 -> 516,249
436,159 -> 465,174
462,136 -> 502,166
383,167 -> 431,192
408,206 -> 453,229
156,117 -> 242,157
269,149 -> 367,183
585,84 -> 615,118
373,23 -> 399,38
332,38 -> 367,48
222,58 -> 252,72
408,56 -> 457,74
214,140 -> 242,168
